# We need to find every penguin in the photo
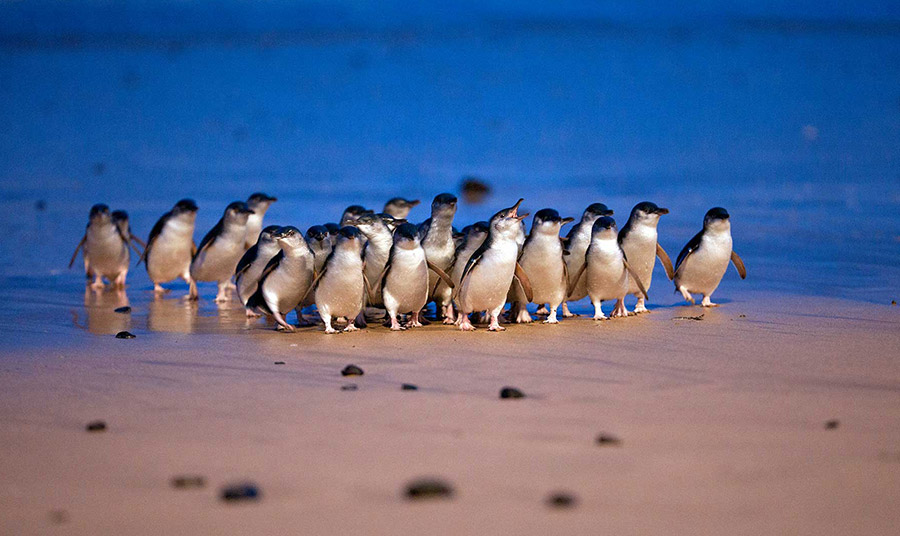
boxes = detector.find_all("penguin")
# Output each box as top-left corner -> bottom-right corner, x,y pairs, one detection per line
419,193 -> 458,323
190,201 -> 254,302
352,212 -> 395,308
503,213 -> 529,323
140,199 -> 199,297
383,197 -> 421,219
562,203 -> 614,317
305,225 -> 332,274
449,221 -> 489,289
244,192 -> 278,249
377,213 -> 407,233
513,209 -> 574,324
246,226 -> 315,331
112,210 -> 146,258
453,199 -> 533,331
69,204 -> 134,290
324,222 -> 341,247
340,205 -> 374,227
673,207 -> 746,307
617,202 -> 675,314
310,226 -> 369,334
381,223 -> 455,330
234,225 -> 282,308
569,217 -> 648,320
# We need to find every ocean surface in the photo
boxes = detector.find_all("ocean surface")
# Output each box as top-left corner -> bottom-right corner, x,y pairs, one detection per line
1,1 -> 898,341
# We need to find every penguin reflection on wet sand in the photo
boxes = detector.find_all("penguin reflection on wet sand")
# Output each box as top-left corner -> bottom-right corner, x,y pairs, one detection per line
141,199 -> 199,298
311,226 -> 368,334
244,192 -> 277,249
562,203 -> 615,317
617,202 -> 675,314
513,209 -> 574,324
70,204 -> 140,290
453,199 -> 533,332
674,207 -> 746,307
570,217 -> 648,320
246,227 -> 315,331
235,225 -> 282,309
190,201 -> 254,302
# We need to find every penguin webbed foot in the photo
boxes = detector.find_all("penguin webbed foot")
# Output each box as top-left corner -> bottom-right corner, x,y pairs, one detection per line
701,296 -> 718,307
535,304 -> 549,315
343,324 -> 360,332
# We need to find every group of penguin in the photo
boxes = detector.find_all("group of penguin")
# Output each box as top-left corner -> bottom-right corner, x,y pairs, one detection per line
70,192 -> 746,333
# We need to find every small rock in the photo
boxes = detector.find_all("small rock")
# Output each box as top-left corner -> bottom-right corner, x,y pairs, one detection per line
85,420 -> 107,432
35,200 -> 47,211
114,306 -> 131,313
274,361 -> 285,365
595,433 -> 621,446
500,387 -> 525,399
892,300 -> 897,306
738,314 -> 746,318
401,383 -> 418,391
220,483 -> 260,502
48,510 -> 69,524
171,475 -> 206,489
460,176 -> 491,204
115,331 -> 136,339
405,478 -> 454,500
546,492 -> 578,508
341,384 -> 358,391
825,419 -> 840,430
341,364 -> 364,376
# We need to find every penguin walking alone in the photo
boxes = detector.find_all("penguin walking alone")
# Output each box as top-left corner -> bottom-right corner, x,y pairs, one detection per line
190,201 -> 254,302
419,193 -> 458,323
69,204 -> 138,290
235,225 -> 282,309
513,209 -> 574,324
140,199 -> 199,298
246,226 -> 315,331
674,207 -> 746,307
244,192 -> 277,249
617,202 -> 675,313
562,203 -> 614,317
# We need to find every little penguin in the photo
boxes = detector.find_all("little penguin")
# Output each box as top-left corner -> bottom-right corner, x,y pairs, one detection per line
190,201 -> 254,302
569,217 -> 648,320
419,193 -> 458,323
246,226 -> 315,331
244,192 -> 278,249
381,223 -> 454,330
305,225 -> 332,274
340,205 -> 374,227
311,226 -> 368,334
513,209 -> 574,324
69,204 -> 133,290
235,225 -> 282,308
562,203 -> 614,317
377,213 -> 406,233
140,199 -> 199,297
618,202 -> 675,313
112,210 -> 146,258
674,207 -> 746,307
324,222 -> 341,247
352,212 -> 395,308
453,199 -> 534,332
383,197 -> 421,219
450,222 -> 489,290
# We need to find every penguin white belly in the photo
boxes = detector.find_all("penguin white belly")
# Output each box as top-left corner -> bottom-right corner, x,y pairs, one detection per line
564,233 -> 591,300
586,246 -> 628,302
383,250 -> 428,313
459,244 -> 517,313
316,262 -> 364,318
86,229 -> 128,278
236,261 -> 266,304
192,239 -> 244,282
147,224 -> 194,283
245,215 -> 263,246
622,228 -> 657,295
519,248 -> 566,305
676,234 -> 732,295
263,258 -> 314,314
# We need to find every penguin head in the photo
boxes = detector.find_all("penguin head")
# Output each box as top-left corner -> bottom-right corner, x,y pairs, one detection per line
351,212 -> 388,237
324,222 -> 340,235
377,213 -> 406,232
336,225 -> 363,247
224,201 -> 254,225
630,201 -> 669,224
393,222 -> 421,249
385,197 -> 420,211
247,192 -> 277,210
431,193 -> 458,217
273,226 -> 306,251
469,221 -> 490,236
591,216 -> 618,239
340,205 -> 373,226
305,225 -> 329,243
583,203 -> 614,223
89,203 -> 111,223
258,225 -> 282,244
110,210 -> 129,224
173,199 -> 199,216
532,208 -> 575,235
491,198 -> 529,239
704,207 -> 731,231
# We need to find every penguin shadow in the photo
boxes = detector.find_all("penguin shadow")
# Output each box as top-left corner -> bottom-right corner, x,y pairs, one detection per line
147,295 -> 198,334
75,287 -> 131,335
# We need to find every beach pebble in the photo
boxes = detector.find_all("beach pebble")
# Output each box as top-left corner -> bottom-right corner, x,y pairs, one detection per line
405,478 -> 454,500
499,387 -> 525,399
341,384 -> 358,391
220,483 -> 260,502
341,364 -> 364,376
114,306 -> 132,313
274,361 -> 285,365
48,510 -> 69,524
171,475 -> 206,489
401,383 -> 418,391
546,492 -> 578,509
595,433 -> 621,446
825,419 -> 840,430
85,420 -> 107,432
115,331 -> 136,339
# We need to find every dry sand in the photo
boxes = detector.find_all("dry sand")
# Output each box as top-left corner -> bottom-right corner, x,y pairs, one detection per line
1,290 -> 898,535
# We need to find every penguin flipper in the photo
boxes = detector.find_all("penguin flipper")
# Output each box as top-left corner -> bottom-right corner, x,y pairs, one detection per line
69,235 -> 86,268
426,260 -> 455,289
245,285 -> 272,315
193,219 -> 223,262
452,248 -> 484,301
298,267 -> 327,306
130,234 -> 147,250
674,230 -> 703,274
142,211 -> 170,266
730,251 -> 747,279
514,262 -> 534,303
656,243 -> 675,280
566,263 -> 586,297
362,270 -> 377,305
234,244 -> 259,278
191,241 -> 197,257
623,258 -> 649,300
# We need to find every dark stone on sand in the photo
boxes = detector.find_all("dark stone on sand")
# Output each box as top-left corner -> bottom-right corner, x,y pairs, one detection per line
115,331 -> 136,339
220,483 -> 260,502
35,200 -> 47,211
85,420 -> 107,432
114,306 -> 131,313
171,475 -> 206,489
274,361 -> 285,365
596,433 -> 621,446
48,510 -> 69,524
825,419 -> 840,430
341,364 -> 364,376
341,384 -> 358,391
460,176 -> 491,204
500,387 -> 525,399
401,383 -> 418,391
405,478 -> 454,500
546,492 -> 578,508
892,300 -> 897,306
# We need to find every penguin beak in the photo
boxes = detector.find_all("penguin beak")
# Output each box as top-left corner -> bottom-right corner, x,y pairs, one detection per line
561,217 -> 575,225
408,200 -> 421,207
507,198 -> 524,218
655,207 -> 669,215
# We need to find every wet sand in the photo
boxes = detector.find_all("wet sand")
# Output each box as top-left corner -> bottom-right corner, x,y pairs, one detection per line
2,287 -> 898,535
